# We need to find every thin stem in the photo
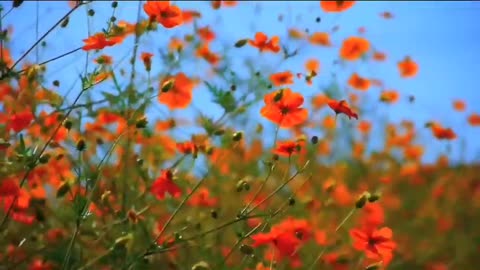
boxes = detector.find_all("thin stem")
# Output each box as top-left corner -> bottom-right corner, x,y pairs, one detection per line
307,208 -> 356,269
61,220 -> 81,270
240,163 -> 275,214
9,1 -> 87,71
0,78 -> 98,231
247,160 -> 310,215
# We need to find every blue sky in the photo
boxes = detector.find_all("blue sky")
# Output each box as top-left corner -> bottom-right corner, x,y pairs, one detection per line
3,1 -> 480,163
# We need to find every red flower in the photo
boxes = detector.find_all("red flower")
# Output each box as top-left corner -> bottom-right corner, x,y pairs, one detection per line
260,88 -> 308,128
143,1 -> 183,29
7,109 -> 34,133
248,32 -> 280,53
82,33 -> 122,51
273,140 -> 303,157
251,218 -> 311,267
151,170 -> 182,200
350,226 -> 396,264
0,178 -> 20,197
176,141 -> 198,155
187,187 -> 218,207
328,99 -> 358,120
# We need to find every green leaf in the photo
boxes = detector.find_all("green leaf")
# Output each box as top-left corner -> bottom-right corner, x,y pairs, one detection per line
204,81 -> 237,113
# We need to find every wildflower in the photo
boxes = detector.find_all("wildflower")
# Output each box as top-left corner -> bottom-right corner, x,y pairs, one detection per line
348,73 -> 370,91
249,32 -> 280,53
82,32 -> 122,51
151,170 -> 182,200
260,88 -> 308,128
398,56 -> 418,78
320,1 -> 356,13
328,99 -> 358,120
141,52 -> 153,71
158,73 -> 198,109
270,71 -> 294,86
340,36 -> 370,61
350,226 -> 396,264
143,0 -> 183,28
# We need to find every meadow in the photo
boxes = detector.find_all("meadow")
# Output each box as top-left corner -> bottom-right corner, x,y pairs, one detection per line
1,1 -> 480,269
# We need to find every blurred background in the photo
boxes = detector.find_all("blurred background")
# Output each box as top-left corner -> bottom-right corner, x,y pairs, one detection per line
3,1 -> 480,164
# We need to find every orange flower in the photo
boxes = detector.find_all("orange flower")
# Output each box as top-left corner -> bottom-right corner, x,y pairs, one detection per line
176,141 -> 198,155
140,52 -> 153,71
452,100 -> 466,112
468,113 -> 480,126
273,140 -> 303,157
305,59 -> 320,85
350,226 -> 396,264
288,28 -> 306,40
320,1 -> 356,13
398,56 -> 418,78
404,145 -> 424,160
182,10 -> 201,24
249,32 -> 280,53
340,36 -> 370,61
158,72 -> 198,110
270,71 -> 294,86
322,115 -> 336,129
305,59 -> 320,74
196,44 -> 221,66
309,32 -> 331,46
82,33 -> 122,51
348,73 -> 370,91
427,122 -> 456,140
373,51 -> 386,61
187,187 -> 218,207
357,120 -> 371,134
197,26 -> 216,43
380,90 -> 399,104
328,99 -> 358,120
312,94 -> 329,110
94,54 -> 113,65
143,0 -> 183,28
260,88 -> 308,128
211,1 -> 237,9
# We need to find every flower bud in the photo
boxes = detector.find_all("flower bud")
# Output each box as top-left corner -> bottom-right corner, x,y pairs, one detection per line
161,79 -> 175,92
234,39 -> 248,48
355,192 -> 370,209
367,192 -> 381,203
39,154 -> 51,164
232,131 -> 243,142
76,139 -> 86,151
135,117 -> 148,129
56,181 -> 71,198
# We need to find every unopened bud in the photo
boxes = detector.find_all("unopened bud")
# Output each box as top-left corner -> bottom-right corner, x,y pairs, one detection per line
76,139 -> 86,151
234,39 -> 248,48
232,131 -> 243,141
135,117 -> 148,129
63,120 -> 73,130
39,154 -> 51,164
367,192 -> 381,203
161,79 -> 175,92
355,192 -> 370,209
